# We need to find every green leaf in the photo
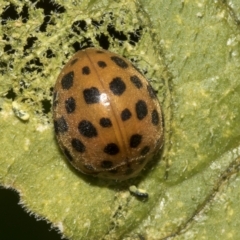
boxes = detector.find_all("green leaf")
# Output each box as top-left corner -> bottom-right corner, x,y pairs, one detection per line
1,0 -> 240,239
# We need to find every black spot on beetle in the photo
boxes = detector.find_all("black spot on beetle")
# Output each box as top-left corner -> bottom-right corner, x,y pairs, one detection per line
130,75 -> 143,89
54,117 -> 68,134
111,56 -> 128,69
71,138 -> 85,153
82,66 -> 90,75
101,160 -> 113,168
84,164 -> 95,171
147,85 -> 157,99
109,77 -> 126,96
141,146 -> 150,156
64,148 -> 73,161
130,134 -> 142,148
78,120 -> 97,138
53,91 -> 58,108
83,87 -> 100,104
61,71 -> 74,90
151,109 -> 159,125
99,117 -> 112,127
104,143 -> 119,155
136,100 -> 148,120
97,61 -> 107,68
121,108 -> 132,121
65,97 -> 76,113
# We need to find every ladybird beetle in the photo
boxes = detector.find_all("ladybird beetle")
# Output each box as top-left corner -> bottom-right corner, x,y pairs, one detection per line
53,48 -> 163,180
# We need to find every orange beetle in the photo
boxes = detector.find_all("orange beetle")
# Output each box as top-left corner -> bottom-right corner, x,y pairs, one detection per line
53,48 -> 163,180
